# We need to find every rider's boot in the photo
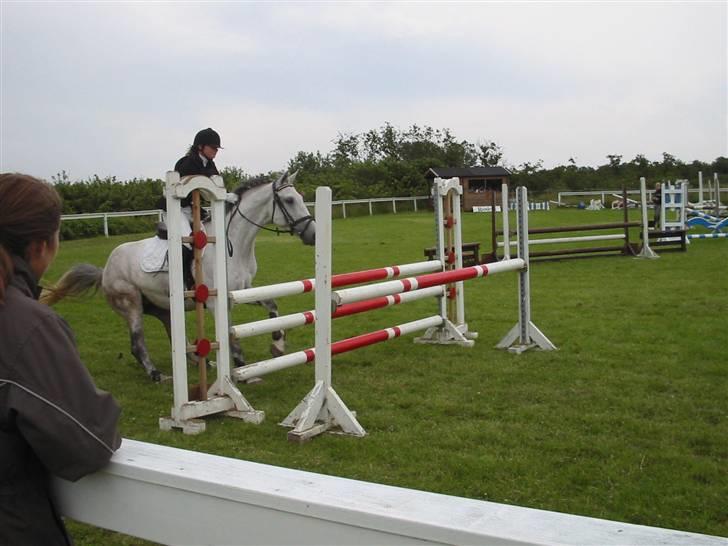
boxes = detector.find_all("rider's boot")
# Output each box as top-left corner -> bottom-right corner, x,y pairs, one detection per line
182,246 -> 195,290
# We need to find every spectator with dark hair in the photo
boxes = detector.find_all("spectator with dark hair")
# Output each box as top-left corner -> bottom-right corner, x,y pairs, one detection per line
0,173 -> 122,546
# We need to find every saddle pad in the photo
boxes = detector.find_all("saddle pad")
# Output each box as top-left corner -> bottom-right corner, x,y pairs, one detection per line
140,237 -> 170,273
140,235 -> 208,273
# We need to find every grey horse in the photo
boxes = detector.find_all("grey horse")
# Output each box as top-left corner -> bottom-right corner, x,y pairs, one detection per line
42,171 -> 315,381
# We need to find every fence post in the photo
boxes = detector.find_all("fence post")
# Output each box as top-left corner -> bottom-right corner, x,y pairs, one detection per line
342,203 -> 346,219
369,202 -> 373,216
392,199 -> 396,214
413,198 -> 418,212
103,214 -> 109,237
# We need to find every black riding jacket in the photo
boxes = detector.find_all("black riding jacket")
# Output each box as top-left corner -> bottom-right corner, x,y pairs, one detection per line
0,256 -> 122,545
158,153 -> 220,209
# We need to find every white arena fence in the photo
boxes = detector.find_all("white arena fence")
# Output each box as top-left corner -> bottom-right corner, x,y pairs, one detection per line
53,439 -> 728,546
60,196 -> 431,237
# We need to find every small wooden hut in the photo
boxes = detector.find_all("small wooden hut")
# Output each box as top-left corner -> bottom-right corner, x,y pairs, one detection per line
426,167 -> 512,212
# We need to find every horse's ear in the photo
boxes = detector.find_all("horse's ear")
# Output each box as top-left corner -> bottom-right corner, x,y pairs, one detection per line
289,170 -> 299,184
275,171 -> 287,185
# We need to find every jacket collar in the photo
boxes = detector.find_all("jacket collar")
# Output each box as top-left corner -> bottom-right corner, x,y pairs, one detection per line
10,255 -> 41,300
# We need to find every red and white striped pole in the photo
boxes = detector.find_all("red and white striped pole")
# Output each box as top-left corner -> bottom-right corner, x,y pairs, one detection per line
230,285 -> 445,339
232,315 -> 444,382
229,260 -> 442,305
332,259 -> 525,307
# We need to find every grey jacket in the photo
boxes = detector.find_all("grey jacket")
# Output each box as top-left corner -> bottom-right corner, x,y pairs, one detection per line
0,256 -> 121,545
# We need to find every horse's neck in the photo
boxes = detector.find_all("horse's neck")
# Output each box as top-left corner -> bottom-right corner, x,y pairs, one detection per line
226,185 -> 273,264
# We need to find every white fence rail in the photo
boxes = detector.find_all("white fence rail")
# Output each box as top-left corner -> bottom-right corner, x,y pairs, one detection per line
60,210 -> 163,237
557,187 -> 728,206
60,197 -> 431,237
54,440 -> 727,546
303,195 -> 430,218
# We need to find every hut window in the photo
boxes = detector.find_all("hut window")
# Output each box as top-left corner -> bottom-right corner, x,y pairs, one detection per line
468,179 -> 486,193
486,178 -> 503,191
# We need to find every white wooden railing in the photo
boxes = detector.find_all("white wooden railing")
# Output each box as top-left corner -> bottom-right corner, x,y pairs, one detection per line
54,440 -> 727,546
60,197 -> 431,237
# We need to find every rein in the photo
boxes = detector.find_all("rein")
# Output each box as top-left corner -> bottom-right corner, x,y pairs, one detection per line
225,179 -> 313,257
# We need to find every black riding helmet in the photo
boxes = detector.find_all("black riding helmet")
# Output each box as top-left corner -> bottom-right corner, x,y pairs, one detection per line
193,128 -> 223,149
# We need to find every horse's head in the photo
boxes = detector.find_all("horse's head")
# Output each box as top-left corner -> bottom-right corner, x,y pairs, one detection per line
271,171 -> 315,245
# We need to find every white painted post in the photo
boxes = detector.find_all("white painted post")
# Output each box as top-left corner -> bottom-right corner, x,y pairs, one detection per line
283,187 -> 365,441
452,187 -> 467,331
698,171 -> 704,207
496,186 -> 556,353
368,201 -> 373,216
342,202 -> 347,219
392,198 -> 397,214
715,173 -> 721,217
433,181 -> 447,321
413,198 -> 418,212
501,183 -> 510,261
164,172 -> 190,417
637,177 -> 659,259
316,187 -> 333,390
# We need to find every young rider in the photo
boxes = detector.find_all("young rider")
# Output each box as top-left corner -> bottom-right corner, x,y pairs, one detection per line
160,128 -> 223,289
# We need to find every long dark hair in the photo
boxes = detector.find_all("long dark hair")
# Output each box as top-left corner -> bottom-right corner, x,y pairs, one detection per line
0,173 -> 62,303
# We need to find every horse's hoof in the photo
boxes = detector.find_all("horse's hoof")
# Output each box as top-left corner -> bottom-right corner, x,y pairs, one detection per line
151,370 -> 162,382
244,377 -> 264,385
270,345 -> 285,357
160,374 -> 173,383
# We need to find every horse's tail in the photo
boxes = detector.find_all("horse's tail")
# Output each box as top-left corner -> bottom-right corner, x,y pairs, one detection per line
40,263 -> 104,306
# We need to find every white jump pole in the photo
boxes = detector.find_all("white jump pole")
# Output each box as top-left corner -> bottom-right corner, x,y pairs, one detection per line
282,186 -> 365,442
232,313 -> 446,383
333,260 -> 525,306
501,182 -> 510,260
637,177 -> 659,259
496,186 -> 556,353
231,286 -> 445,340
229,260 -> 442,305
499,233 -> 625,247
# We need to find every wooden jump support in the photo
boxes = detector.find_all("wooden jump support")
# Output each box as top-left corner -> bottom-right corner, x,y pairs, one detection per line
487,186 -> 641,262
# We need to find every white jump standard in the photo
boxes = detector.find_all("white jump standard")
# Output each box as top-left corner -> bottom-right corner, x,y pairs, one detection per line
495,186 -> 557,353
159,172 -> 263,434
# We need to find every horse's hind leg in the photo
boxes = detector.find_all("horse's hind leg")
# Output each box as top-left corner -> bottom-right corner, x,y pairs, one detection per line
107,291 -> 162,382
142,296 -> 172,341
256,298 -> 285,357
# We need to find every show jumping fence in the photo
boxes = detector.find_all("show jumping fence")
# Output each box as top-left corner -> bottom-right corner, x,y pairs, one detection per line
159,174 -> 555,438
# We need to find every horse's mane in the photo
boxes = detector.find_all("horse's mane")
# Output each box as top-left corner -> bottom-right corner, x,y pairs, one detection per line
225,176 -> 273,213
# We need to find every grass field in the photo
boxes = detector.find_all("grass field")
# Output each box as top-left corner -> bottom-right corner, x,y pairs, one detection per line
46,205 -> 727,543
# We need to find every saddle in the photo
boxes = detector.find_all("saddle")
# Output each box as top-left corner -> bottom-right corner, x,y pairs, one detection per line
140,232 -> 199,290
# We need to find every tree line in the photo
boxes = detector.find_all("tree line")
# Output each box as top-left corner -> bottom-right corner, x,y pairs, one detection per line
50,123 -> 726,238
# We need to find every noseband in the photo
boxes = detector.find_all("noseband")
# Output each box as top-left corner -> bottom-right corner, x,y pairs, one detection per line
226,178 -> 314,256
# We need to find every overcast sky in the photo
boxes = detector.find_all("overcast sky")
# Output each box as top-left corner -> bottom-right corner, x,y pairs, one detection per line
1,1 -> 726,182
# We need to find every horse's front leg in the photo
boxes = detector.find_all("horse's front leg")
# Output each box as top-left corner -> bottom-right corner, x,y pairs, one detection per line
256,298 -> 286,357
230,335 -> 246,367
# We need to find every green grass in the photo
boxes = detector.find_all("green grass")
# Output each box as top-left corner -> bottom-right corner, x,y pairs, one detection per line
46,207 -> 727,543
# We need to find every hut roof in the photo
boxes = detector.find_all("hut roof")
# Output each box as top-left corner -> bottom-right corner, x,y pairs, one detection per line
426,167 -> 511,179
